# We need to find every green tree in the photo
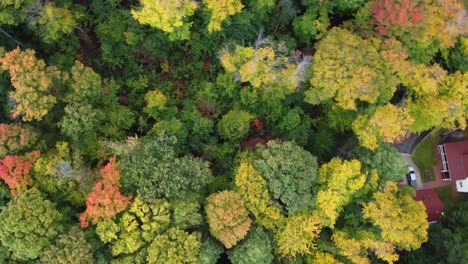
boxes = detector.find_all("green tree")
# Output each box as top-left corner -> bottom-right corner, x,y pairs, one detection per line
32,142 -> 93,206
199,238 -> 224,264
352,144 -> 407,184
0,188 -> 63,260
206,190 -> 252,249
0,124 -> 41,158
40,226 -> 94,264
217,109 -> 253,142
171,198 -> 202,229
146,228 -> 201,264
228,226 -> 274,264
254,141 -> 318,213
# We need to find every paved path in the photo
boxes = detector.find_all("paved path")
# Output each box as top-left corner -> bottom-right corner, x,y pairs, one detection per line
393,132 -> 429,154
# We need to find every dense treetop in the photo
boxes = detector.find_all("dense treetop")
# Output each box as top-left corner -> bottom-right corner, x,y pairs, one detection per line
0,0 -> 466,263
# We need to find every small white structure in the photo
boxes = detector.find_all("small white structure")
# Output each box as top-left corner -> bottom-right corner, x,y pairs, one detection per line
456,177 -> 468,193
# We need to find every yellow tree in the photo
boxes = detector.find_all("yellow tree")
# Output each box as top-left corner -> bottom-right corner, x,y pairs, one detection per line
234,162 -> 283,230
275,212 -> 323,258
305,27 -> 398,110
333,230 -> 399,264
362,181 -> 428,251
131,0 -> 199,41
353,104 -> 414,150
220,45 -> 298,100
316,158 -> 366,227
0,47 -> 59,121
203,0 -> 244,32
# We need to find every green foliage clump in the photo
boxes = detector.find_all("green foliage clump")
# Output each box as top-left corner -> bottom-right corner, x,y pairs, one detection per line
41,226 -> 94,264
146,228 -> 201,264
217,109 -> 253,142
0,188 -> 63,261
0,124 -> 42,158
228,226 -> 274,264
199,238 -> 224,264
254,141 -> 318,213
171,198 -> 202,229
113,137 -> 212,201
352,144 -> 407,184
33,142 -> 93,206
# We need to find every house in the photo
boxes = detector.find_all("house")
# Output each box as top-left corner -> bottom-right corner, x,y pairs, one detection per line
437,140 -> 468,192
415,189 -> 444,223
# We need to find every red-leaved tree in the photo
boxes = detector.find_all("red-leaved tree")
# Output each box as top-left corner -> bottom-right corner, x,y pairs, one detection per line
80,157 -> 132,228
371,0 -> 424,36
0,151 -> 40,196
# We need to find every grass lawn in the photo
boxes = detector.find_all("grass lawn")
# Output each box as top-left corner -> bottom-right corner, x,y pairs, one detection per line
412,130 -> 440,182
435,185 -> 456,212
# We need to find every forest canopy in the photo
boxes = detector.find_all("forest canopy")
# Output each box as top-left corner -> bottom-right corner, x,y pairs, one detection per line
0,0 -> 467,263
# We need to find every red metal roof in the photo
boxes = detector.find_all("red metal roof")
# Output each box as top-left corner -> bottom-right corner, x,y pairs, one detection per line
415,189 -> 444,223
444,140 -> 468,181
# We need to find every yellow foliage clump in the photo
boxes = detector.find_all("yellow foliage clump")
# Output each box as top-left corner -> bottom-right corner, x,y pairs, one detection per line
316,158 -> 366,227
275,212 -> 323,258
363,181 -> 428,251
203,0 -> 243,32
353,104 -> 414,150
234,162 -> 283,230
131,0 -> 198,40
220,45 -> 298,99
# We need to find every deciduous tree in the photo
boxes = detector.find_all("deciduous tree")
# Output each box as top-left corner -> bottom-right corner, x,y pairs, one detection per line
362,181 -> 428,250
353,104 -> 414,150
206,190 -> 252,248
41,226 -> 94,264
146,228 -> 201,264
0,151 -> 39,196
80,157 -> 132,228
0,124 -> 41,158
0,188 -> 63,260
275,213 -> 323,258
254,141 -> 318,213
131,0 -> 199,41
220,45 -> 299,100
0,48 -> 59,121
316,158 -> 366,227
96,197 -> 170,256
234,162 -> 283,230
305,28 -> 397,110
203,0 -> 244,32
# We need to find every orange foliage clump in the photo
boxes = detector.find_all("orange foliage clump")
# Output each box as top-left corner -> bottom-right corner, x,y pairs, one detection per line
0,47 -> 58,121
80,157 -> 132,228
206,190 -> 252,248
0,151 -> 40,196
371,0 -> 424,36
